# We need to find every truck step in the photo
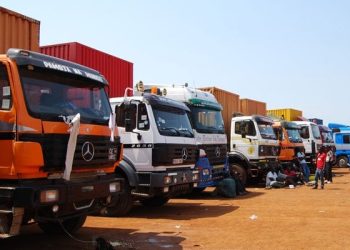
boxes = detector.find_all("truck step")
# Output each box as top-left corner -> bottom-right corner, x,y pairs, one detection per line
0,207 -> 24,237
0,210 -> 12,214
9,207 -> 24,235
138,184 -> 151,187
131,191 -> 150,197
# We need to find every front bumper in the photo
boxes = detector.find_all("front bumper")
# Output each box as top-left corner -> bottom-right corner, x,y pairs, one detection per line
0,174 -> 123,221
195,157 -> 229,188
136,169 -> 199,196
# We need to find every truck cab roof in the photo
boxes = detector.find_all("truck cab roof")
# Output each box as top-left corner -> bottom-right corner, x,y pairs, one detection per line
7,48 -> 108,85
110,93 -> 190,112
142,84 -> 222,110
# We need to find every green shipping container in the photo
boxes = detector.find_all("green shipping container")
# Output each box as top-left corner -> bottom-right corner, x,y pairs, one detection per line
266,108 -> 303,121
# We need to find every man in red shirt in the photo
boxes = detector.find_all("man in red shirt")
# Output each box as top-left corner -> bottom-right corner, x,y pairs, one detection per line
313,146 -> 327,189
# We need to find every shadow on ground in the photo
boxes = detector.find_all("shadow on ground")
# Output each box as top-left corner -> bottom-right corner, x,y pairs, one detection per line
127,202 -> 239,220
0,225 -> 185,250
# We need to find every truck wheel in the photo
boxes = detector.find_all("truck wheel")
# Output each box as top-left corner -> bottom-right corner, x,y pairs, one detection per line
230,164 -> 247,185
337,156 -> 348,168
140,196 -> 169,207
102,176 -> 133,217
38,214 -> 87,234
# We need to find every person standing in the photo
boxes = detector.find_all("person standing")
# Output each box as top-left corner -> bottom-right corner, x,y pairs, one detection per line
313,146 -> 327,189
296,147 -> 310,183
324,146 -> 334,183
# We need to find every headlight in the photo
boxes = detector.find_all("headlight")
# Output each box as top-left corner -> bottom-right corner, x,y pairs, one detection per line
164,176 -> 172,185
193,173 -> 200,181
202,169 -> 210,176
40,190 -> 59,203
199,149 -> 207,157
109,182 -> 121,193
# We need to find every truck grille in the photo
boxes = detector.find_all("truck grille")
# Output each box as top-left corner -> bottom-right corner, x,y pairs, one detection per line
258,145 -> 280,157
19,133 -> 121,172
201,144 -> 227,165
152,144 -> 197,166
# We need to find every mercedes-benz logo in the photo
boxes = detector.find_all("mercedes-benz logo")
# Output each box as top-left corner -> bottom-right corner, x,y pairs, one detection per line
82,141 -> 95,162
215,146 -> 221,157
182,148 -> 188,161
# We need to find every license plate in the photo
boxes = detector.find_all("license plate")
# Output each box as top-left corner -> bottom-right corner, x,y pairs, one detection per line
172,158 -> 183,164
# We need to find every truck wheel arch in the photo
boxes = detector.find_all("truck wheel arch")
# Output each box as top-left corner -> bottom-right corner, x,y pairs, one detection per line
227,152 -> 250,185
115,158 -> 138,187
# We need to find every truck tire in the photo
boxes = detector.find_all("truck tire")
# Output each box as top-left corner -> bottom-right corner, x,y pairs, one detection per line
140,196 -> 169,207
38,214 -> 87,234
337,156 -> 348,168
102,175 -> 133,217
229,164 -> 247,186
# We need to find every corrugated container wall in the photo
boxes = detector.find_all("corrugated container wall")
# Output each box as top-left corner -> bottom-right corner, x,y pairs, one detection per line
309,118 -> 323,125
266,108 -> 303,121
0,7 -> 40,53
199,87 -> 240,140
239,98 -> 266,116
40,42 -> 133,98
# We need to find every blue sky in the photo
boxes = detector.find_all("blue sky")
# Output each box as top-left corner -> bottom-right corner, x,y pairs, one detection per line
2,1 -> 350,125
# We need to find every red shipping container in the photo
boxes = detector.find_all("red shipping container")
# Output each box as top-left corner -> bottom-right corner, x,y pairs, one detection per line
40,42 -> 133,98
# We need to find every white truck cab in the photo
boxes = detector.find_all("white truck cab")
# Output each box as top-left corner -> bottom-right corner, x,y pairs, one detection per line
141,84 -> 228,190
293,121 -> 322,164
228,115 -> 280,184
108,90 -> 199,216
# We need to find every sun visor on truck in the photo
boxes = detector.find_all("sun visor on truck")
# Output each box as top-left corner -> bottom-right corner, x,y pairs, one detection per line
144,93 -> 190,112
7,48 -> 108,85
253,115 -> 274,124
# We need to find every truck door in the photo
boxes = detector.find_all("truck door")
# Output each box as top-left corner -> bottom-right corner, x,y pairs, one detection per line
0,62 -> 16,175
116,102 -> 152,170
299,126 -> 311,154
233,120 -> 257,157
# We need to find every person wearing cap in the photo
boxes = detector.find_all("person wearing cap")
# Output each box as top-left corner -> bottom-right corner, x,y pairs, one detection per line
325,146 -> 334,184
313,146 -> 327,189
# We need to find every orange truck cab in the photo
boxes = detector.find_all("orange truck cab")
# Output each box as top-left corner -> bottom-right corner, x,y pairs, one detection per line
273,121 -> 304,166
0,49 -> 123,237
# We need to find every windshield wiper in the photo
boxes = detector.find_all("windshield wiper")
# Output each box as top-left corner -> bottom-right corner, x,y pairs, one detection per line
161,127 -> 181,136
179,128 -> 194,137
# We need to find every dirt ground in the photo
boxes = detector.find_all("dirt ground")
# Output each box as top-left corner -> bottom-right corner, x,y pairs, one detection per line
1,167 -> 350,250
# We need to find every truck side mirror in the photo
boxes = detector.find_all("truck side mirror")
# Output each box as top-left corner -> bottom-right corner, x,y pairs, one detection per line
240,121 -> 248,138
125,117 -> 133,132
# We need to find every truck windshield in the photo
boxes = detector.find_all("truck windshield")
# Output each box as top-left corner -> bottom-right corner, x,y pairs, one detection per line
257,123 -> 276,140
311,124 -> 321,140
190,107 -> 225,134
321,131 -> 334,143
153,106 -> 194,137
286,129 -> 303,143
19,67 -> 111,125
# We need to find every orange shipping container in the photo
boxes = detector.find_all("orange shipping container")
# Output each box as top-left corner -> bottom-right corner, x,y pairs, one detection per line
199,87 -> 240,140
239,98 -> 266,116
0,7 -> 40,53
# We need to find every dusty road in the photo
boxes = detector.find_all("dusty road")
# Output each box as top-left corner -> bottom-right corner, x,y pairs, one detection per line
1,167 -> 350,250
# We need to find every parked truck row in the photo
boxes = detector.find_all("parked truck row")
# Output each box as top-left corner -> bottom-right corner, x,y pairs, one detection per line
0,48 -> 342,239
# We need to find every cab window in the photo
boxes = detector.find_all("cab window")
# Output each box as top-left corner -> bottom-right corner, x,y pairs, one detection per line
235,120 -> 256,136
299,126 -> 310,139
0,64 -> 12,110
137,103 -> 149,130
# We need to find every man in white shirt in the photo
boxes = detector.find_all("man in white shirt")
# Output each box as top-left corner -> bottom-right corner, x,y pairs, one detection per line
266,167 -> 285,189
